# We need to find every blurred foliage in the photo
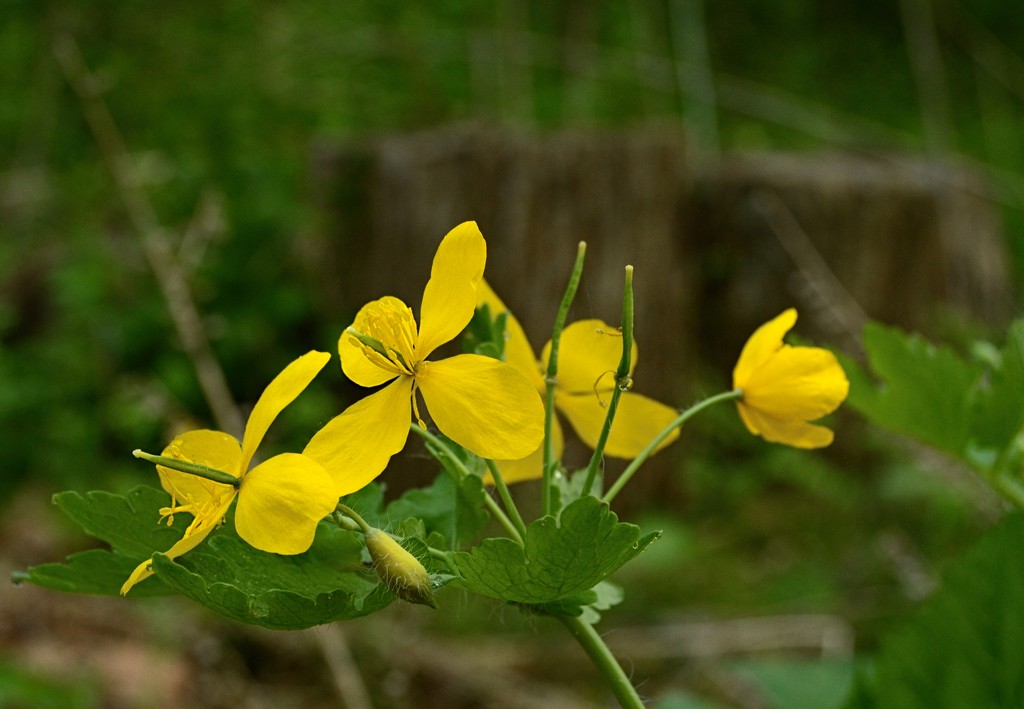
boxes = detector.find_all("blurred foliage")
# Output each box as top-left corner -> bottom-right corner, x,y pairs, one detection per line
3,1 -> 1024,704
0,662 -> 97,709
4,0 -> 1024,495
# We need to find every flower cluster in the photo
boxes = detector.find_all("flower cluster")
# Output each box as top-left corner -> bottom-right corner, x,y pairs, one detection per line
124,221 -> 848,598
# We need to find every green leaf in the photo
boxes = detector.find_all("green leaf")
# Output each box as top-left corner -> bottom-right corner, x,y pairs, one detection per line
854,513 -> 1024,708
518,589 -> 598,617
726,658 -> 856,709
463,304 -> 507,360
0,661 -> 97,709
53,486 -> 186,558
386,470 -> 489,550
152,522 -> 393,629
452,495 -> 660,604
16,486 -> 186,597
845,322 -> 982,457
21,486 -> 396,628
552,466 -> 600,512
581,580 -> 624,624
525,580 -> 624,621
971,321 -> 1024,456
15,549 -> 173,597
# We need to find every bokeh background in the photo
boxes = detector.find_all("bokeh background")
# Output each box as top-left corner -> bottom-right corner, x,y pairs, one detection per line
3,2 -> 1023,707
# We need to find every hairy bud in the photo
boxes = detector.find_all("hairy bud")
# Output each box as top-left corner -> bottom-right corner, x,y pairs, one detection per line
365,529 -> 436,608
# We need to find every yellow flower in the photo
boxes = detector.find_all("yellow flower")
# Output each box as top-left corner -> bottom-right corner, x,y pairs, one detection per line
304,222 -> 544,494
732,309 -> 849,448
121,351 -> 339,595
478,280 -> 681,484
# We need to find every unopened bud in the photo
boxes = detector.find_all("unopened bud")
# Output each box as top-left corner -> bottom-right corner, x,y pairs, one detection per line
365,529 -> 436,608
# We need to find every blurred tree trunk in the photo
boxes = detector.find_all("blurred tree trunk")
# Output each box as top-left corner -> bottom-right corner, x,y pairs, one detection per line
307,125 -> 1011,508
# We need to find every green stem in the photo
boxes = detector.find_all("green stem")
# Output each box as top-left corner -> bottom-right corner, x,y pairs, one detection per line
988,470 -> 1024,510
335,503 -> 373,535
408,424 -> 524,545
603,389 -> 743,505
544,241 -> 587,515
132,449 -> 239,487
558,615 -> 644,709
485,459 -> 528,540
581,265 -> 635,498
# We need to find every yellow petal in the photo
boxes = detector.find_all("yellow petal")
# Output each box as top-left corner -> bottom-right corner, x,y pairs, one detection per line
120,489 -> 235,595
486,416 -> 565,485
556,389 -> 680,458
417,222 -> 486,359
737,401 -> 835,448
733,309 -> 798,389
240,351 -> 331,473
234,453 -> 338,555
742,346 -> 849,420
303,377 -> 413,496
157,429 -> 241,504
417,354 -> 544,460
477,280 -> 544,391
541,319 -> 637,395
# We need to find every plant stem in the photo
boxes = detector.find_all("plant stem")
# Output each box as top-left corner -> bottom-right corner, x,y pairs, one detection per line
603,389 -> 743,505
558,615 -> 644,709
408,424 -> 524,545
485,460 -> 528,540
544,241 -> 587,515
335,503 -> 373,535
989,472 -> 1024,510
581,265 -> 634,498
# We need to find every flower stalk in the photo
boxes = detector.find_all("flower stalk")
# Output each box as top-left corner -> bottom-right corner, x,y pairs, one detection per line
409,423 -> 524,545
580,265 -> 634,498
485,459 -> 528,540
603,389 -> 743,505
543,241 -> 587,514
559,615 -> 645,709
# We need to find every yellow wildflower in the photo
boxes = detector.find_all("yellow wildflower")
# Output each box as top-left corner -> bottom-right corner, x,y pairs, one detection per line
478,280 -> 680,484
732,309 -> 849,448
122,351 -> 338,595
304,222 -> 544,494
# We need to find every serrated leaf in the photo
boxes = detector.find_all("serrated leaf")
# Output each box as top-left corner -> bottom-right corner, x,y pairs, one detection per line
18,486 -> 186,597
452,495 -> 660,604
462,305 -> 507,360
25,485 -> 397,628
519,589 -> 598,617
581,580 -> 625,624
846,322 -> 982,457
971,321 -> 1024,455
386,471 -> 489,549
53,486 -> 186,558
152,522 -> 393,629
527,581 -> 625,621
856,513 -> 1024,708
15,549 -> 173,597
552,467 -> 600,511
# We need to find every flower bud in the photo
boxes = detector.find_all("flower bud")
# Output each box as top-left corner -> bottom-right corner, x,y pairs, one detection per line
364,529 -> 436,608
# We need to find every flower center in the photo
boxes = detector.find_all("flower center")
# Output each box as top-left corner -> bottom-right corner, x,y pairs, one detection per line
349,300 -> 419,376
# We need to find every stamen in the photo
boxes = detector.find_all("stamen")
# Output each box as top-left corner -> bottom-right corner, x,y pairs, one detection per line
411,381 -> 427,430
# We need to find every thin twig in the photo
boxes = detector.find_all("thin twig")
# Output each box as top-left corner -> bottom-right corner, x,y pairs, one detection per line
900,0 -> 954,154
749,190 -> 868,348
309,626 -> 374,709
51,32 -> 243,437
